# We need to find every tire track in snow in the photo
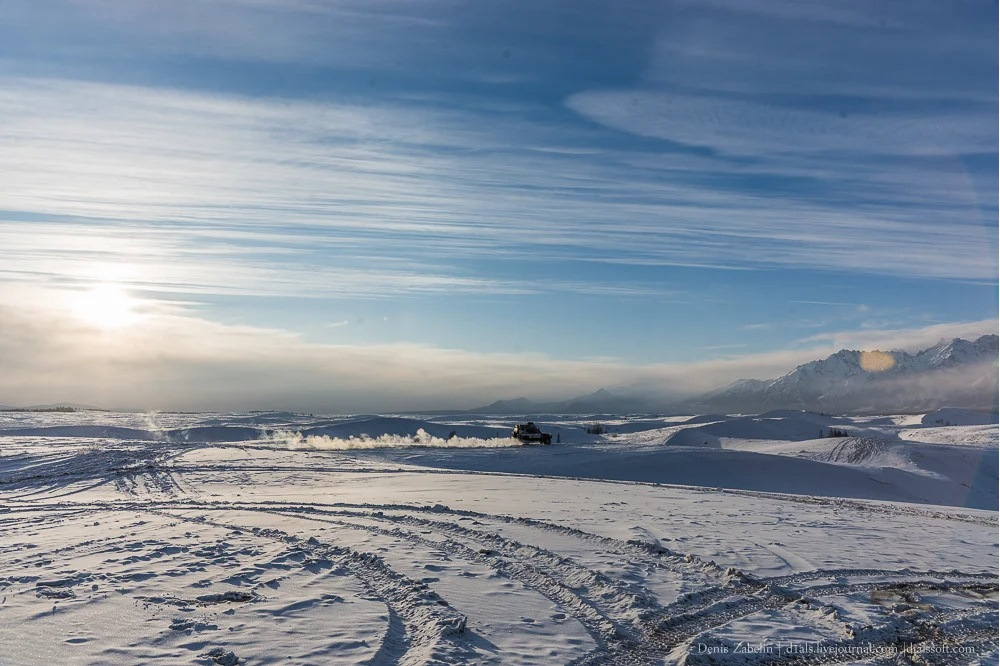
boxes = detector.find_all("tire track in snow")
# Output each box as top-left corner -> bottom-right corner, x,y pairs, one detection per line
149,508 -> 479,666
252,506 -> 641,652
276,506 -> 663,613
365,607 -> 407,666
3,497 -> 736,582
252,499 -> 735,584
114,502 -> 1000,662
2,498 -> 995,664
572,577 -> 998,665
758,541 -> 816,572
755,605 -> 999,666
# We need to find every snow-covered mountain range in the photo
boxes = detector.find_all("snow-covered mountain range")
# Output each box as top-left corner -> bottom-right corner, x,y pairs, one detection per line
679,335 -> 998,415
465,336 -> 997,416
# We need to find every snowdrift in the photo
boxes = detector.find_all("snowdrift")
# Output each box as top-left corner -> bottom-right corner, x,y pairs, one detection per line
920,408 -> 999,426
0,424 -> 268,443
391,443 -> 997,509
299,416 -> 507,440
681,413 -> 730,425
662,414 -> 853,445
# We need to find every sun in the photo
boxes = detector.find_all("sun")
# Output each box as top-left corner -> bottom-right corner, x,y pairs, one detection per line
72,284 -> 139,329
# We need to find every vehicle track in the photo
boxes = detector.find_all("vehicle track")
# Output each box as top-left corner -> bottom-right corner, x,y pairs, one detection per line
253,507 -> 629,653
271,505 -> 672,609
148,508 -> 479,666
142,501 -> 1000,664
221,499 -> 736,582
753,606 -> 999,666
1,496 -> 995,665
573,579 -> 998,665
255,506 -> 996,664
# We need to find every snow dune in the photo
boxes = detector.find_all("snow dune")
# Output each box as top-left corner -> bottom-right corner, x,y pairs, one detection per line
921,407 -> 999,426
662,413 -> 866,445
385,440 -> 996,509
298,416 -> 510,440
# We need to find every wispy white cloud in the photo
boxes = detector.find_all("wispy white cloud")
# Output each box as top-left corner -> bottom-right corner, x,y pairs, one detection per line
566,90 -> 993,156
0,75 -> 994,299
790,300 -> 859,307
797,319 -> 999,353
1,0 -> 453,70
646,0 -> 996,100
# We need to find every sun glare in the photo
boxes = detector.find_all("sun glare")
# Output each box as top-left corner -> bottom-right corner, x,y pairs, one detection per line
859,350 -> 896,372
72,284 -> 139,329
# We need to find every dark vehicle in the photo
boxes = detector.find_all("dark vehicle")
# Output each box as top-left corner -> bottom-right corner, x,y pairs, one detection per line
512,422 -> 552,445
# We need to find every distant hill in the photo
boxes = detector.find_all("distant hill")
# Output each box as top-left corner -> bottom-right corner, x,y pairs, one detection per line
473,397 -> 538,414
469,388 -> 657,415
0,402 -> 105,412
28,402 -> 101,410
676,335 -> 998,415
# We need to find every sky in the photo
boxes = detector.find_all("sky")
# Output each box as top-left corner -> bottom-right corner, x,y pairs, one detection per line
0,0 -> 996,411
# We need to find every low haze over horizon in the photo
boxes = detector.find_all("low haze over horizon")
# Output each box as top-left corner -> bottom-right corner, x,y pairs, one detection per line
1,0 -> 996,412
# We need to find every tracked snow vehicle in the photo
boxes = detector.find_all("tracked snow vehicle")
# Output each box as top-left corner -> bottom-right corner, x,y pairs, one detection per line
512,422 -> 552,445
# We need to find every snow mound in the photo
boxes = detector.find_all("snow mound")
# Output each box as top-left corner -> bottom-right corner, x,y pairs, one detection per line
201,411 -> 310,426
0,425 -> 155,440
664,414 -> 851,444
920,408 -> 998,427
662,428 -> 722,448
300,417 -> 508,440
0,424 -> 266,443
163,426 -> 265,442
682,414 -> 731,425
755,409 -> 849,422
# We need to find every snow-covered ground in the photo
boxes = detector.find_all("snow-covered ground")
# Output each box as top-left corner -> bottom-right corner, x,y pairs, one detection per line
0,410 -> 996,664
